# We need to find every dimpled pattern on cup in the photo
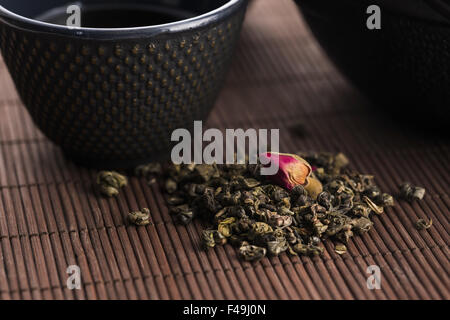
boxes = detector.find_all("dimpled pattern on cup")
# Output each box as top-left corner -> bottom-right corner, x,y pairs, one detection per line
0,8 -> 246,168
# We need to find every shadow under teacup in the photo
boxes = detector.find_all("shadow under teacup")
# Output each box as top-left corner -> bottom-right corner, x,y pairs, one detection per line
0,0 -> 248,168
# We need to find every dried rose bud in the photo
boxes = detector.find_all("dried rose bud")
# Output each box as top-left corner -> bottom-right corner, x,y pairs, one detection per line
259,152 -> 312,190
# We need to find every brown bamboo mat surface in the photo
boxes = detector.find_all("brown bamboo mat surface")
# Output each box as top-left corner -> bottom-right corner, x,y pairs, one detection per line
0,0 -> 449,300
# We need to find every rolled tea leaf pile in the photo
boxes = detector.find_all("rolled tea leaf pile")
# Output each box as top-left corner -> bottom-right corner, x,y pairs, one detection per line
156,152 -> 394,262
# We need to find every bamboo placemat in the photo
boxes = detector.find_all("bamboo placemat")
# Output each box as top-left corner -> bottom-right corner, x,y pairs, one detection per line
0,0 -> 448,300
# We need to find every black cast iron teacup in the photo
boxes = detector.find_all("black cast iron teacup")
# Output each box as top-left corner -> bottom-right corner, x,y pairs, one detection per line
0,0 -> 248,168
294,0 -> 450,127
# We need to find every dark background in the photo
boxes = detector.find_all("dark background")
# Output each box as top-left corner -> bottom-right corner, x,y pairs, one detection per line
0,0 -> 448,299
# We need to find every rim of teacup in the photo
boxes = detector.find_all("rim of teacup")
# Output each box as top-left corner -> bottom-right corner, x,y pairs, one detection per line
0,0 -> 246,39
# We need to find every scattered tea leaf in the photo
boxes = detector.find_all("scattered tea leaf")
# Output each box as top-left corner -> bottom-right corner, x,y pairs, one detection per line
202,229 -> 227,248
400,182 -> 426,202
363,196 -> 384,215
335,243 -> 347,255
97,171 -> 127,197
218,217 -> 236,237
239,243 -> 267,262
304,177 -> 323,200
415,218 -> 432,230
128,208 -> 151,226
